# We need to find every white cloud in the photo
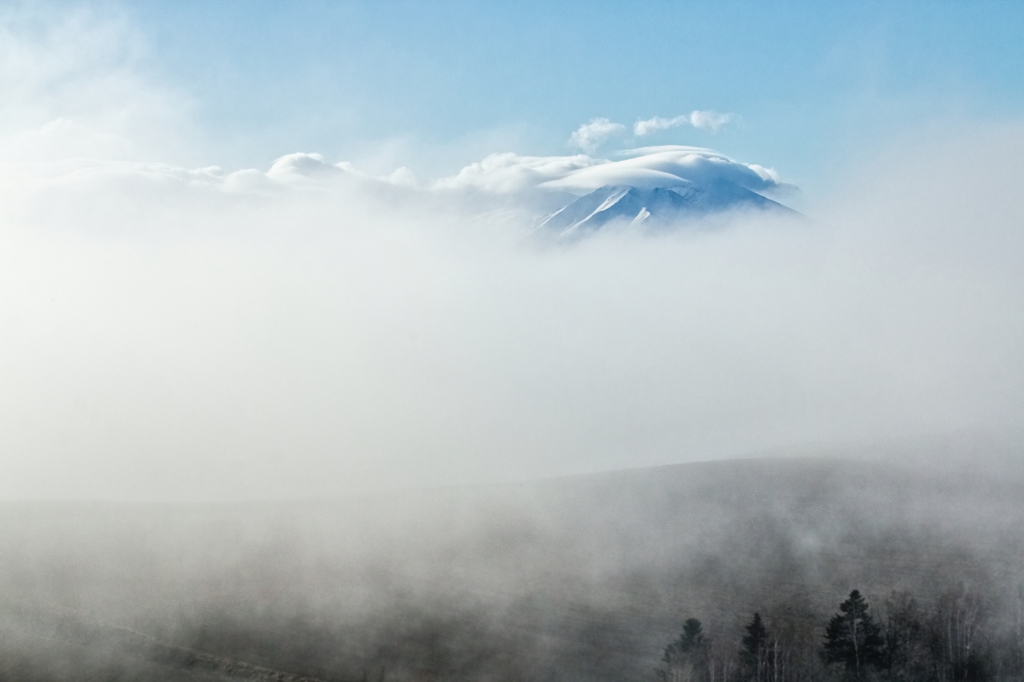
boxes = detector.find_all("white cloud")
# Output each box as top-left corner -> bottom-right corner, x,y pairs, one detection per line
265,152 -> 345,182
546,146 -> 778,193
387,166 -> 418,187
746,163 -> 782,185
634,110 -> 735,136
434,152 -> 602,194
569,118 -> 626,153
436,145 -> 785,196
688,110 -> 734,132
633,115 -> 689,136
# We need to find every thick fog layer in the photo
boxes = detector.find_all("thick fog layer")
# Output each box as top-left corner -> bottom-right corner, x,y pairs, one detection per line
2,124 -> 1024,501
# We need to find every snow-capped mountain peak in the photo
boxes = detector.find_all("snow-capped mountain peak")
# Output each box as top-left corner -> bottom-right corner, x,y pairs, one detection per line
536,182 -> 794,238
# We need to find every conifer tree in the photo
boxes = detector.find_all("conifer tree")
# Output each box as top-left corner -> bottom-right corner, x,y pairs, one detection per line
823,590 -> 885,680
741,613 -> 769,682
660,618 -> 709,682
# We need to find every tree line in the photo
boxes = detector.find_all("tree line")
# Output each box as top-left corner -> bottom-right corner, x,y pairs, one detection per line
657,584 -> 1024,682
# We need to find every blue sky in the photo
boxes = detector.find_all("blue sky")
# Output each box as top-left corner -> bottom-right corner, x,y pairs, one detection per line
110,0 -> 1024,194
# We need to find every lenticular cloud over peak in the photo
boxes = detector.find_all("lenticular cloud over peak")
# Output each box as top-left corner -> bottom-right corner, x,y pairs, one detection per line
541,146 -> 784,194
435,146 -> 787,197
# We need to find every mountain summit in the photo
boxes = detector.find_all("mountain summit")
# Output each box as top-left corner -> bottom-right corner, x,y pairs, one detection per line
536,181 -> 794,238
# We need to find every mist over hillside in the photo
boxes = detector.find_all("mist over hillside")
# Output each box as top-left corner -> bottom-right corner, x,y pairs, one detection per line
2,455 -> 1023,682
